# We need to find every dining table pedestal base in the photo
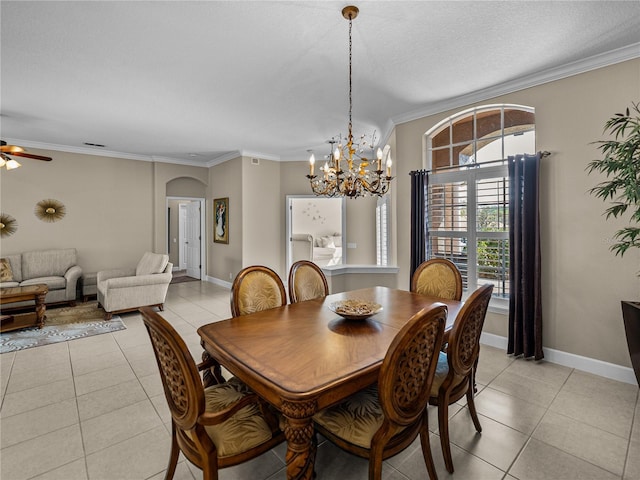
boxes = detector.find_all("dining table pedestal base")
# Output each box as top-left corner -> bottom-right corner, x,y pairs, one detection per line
281,399 -> 318,480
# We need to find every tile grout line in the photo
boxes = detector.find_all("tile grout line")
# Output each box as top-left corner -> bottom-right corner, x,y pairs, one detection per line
621,388 -> 640,480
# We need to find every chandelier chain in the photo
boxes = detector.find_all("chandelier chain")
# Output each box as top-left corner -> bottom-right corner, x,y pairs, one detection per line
306,5 -> 394,198
348,14 -> 353,141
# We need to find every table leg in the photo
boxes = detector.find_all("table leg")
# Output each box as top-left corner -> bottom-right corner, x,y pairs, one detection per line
281,399 -> 317,480
200,350 -> 226,387
34,291 -> 47,328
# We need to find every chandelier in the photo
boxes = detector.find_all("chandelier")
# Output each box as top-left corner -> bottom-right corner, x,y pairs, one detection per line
307,5 -> 394,198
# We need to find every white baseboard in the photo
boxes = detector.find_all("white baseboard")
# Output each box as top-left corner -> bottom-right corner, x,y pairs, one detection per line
205,275 -> 232,289
480,332 -> 638,386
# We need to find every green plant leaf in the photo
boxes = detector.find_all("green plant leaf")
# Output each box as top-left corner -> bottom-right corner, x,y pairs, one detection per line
587,101 -> 640,258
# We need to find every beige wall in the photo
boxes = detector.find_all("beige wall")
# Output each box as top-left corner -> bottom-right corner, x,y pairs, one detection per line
208,157 -> 243,282
394,58 -> 640,368
242,157 -> 283,276
0,150 -> 154,272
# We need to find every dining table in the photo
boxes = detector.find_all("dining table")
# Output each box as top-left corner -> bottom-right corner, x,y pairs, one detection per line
197,286 -> 463,480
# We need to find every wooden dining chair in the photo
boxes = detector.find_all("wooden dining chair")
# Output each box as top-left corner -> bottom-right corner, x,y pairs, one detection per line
288,260 -> 329,303
140,307 -> 285,480
428,283 -> 494,474
313,305 -> 447,480
230,265 -> 287,317
411,258 -> 463,301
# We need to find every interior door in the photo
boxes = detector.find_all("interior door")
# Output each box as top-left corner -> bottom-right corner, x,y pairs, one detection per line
185,201 -> 201,279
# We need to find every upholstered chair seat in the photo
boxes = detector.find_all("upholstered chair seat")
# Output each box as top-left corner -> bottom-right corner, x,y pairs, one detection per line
288,260 -> 329,303
314,384 -> 407,449
411,258 -> 463,301
199,377 -> 274,458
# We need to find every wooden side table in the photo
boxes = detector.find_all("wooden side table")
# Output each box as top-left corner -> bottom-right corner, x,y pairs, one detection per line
0,284 -> 49,333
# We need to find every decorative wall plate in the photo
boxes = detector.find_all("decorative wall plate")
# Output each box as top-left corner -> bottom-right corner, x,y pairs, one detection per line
35,199 -> 66,222
0,213 -> 17,237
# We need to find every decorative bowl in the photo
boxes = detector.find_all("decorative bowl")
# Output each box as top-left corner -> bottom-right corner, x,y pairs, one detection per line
329,299 -> 383,320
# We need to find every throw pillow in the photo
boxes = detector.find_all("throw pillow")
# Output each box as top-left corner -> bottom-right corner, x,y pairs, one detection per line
318,236 -> 334,248
0,258 -> 14,282
136,252 -> 169,276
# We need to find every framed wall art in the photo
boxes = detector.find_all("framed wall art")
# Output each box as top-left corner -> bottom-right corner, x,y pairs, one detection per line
213,197 -> 229,244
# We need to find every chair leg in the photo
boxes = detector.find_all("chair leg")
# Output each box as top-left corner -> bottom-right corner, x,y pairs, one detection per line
165,424 -> 180,480
466,379 -> 482,433
104,311 -> 113,320
159,303 -> 164,311
201,462 -> 218,480
438,395 -> 454,474
367,438 -> 387,480
420,413 -> 438,480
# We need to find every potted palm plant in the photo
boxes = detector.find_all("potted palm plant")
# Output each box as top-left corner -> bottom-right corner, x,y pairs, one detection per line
587,101 -> 640,386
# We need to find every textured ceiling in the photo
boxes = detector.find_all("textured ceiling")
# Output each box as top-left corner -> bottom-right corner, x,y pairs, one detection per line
1,1 -> 639,166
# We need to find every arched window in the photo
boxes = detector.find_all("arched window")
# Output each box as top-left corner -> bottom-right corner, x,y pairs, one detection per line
424,105 -> 535,302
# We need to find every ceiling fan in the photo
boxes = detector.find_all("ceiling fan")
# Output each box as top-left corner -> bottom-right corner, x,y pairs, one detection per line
1,140 -> 52,169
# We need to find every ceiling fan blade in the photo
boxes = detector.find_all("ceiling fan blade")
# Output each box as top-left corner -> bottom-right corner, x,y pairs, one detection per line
0,144 -> 25,154
9,151 -> 52,161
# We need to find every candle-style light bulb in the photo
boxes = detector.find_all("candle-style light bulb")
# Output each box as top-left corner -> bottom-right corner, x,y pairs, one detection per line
334,147 -> 340,162
309,153 -> 315,176
386,158 -> 392,177
376,147 -> 382,171
324,161 -> 329,180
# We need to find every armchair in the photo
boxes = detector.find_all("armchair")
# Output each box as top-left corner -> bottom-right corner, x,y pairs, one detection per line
97,252 -> 173,320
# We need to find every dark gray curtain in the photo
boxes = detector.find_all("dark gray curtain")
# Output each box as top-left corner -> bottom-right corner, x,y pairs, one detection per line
508,153 -> 543,360
410,170 -> 428,284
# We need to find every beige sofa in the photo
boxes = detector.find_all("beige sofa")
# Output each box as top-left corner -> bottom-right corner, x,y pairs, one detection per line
97,252 -> 173,320
290,233 -> 343,267
0,248 -> 82,306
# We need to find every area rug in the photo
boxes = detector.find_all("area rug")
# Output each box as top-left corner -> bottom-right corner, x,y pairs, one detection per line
0,302 -> 126,353
170,275 -> 200,284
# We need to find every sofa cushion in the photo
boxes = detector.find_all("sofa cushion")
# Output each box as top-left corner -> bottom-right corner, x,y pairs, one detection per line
0,258 -> 14,282
3,254 -> 22,282
22,249 -> 77,280
21,276 -> 67,290
0,281 -> 20,288
136,252 -> 169,276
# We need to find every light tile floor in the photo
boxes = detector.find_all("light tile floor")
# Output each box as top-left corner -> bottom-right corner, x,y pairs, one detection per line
1,281 -> 638,480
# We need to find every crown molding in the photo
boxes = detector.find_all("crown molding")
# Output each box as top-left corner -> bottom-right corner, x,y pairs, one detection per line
150,156 -> 210,168
240,150 -> 281,162
2,138 -> 155,162
206,150 -> 242,167
392,42 -> 640,126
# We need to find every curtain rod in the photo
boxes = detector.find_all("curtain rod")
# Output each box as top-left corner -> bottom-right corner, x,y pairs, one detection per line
410,151 -> 551,175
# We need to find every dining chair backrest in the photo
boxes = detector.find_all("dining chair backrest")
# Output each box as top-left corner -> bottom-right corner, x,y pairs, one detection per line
141,307 -> 204,432
379,304 -> 447,427
429,283 -> 493,474
446,283 -> 493,379
288,260 -> 329,303
411,258 -> 463,301
230,265 -> 287,317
